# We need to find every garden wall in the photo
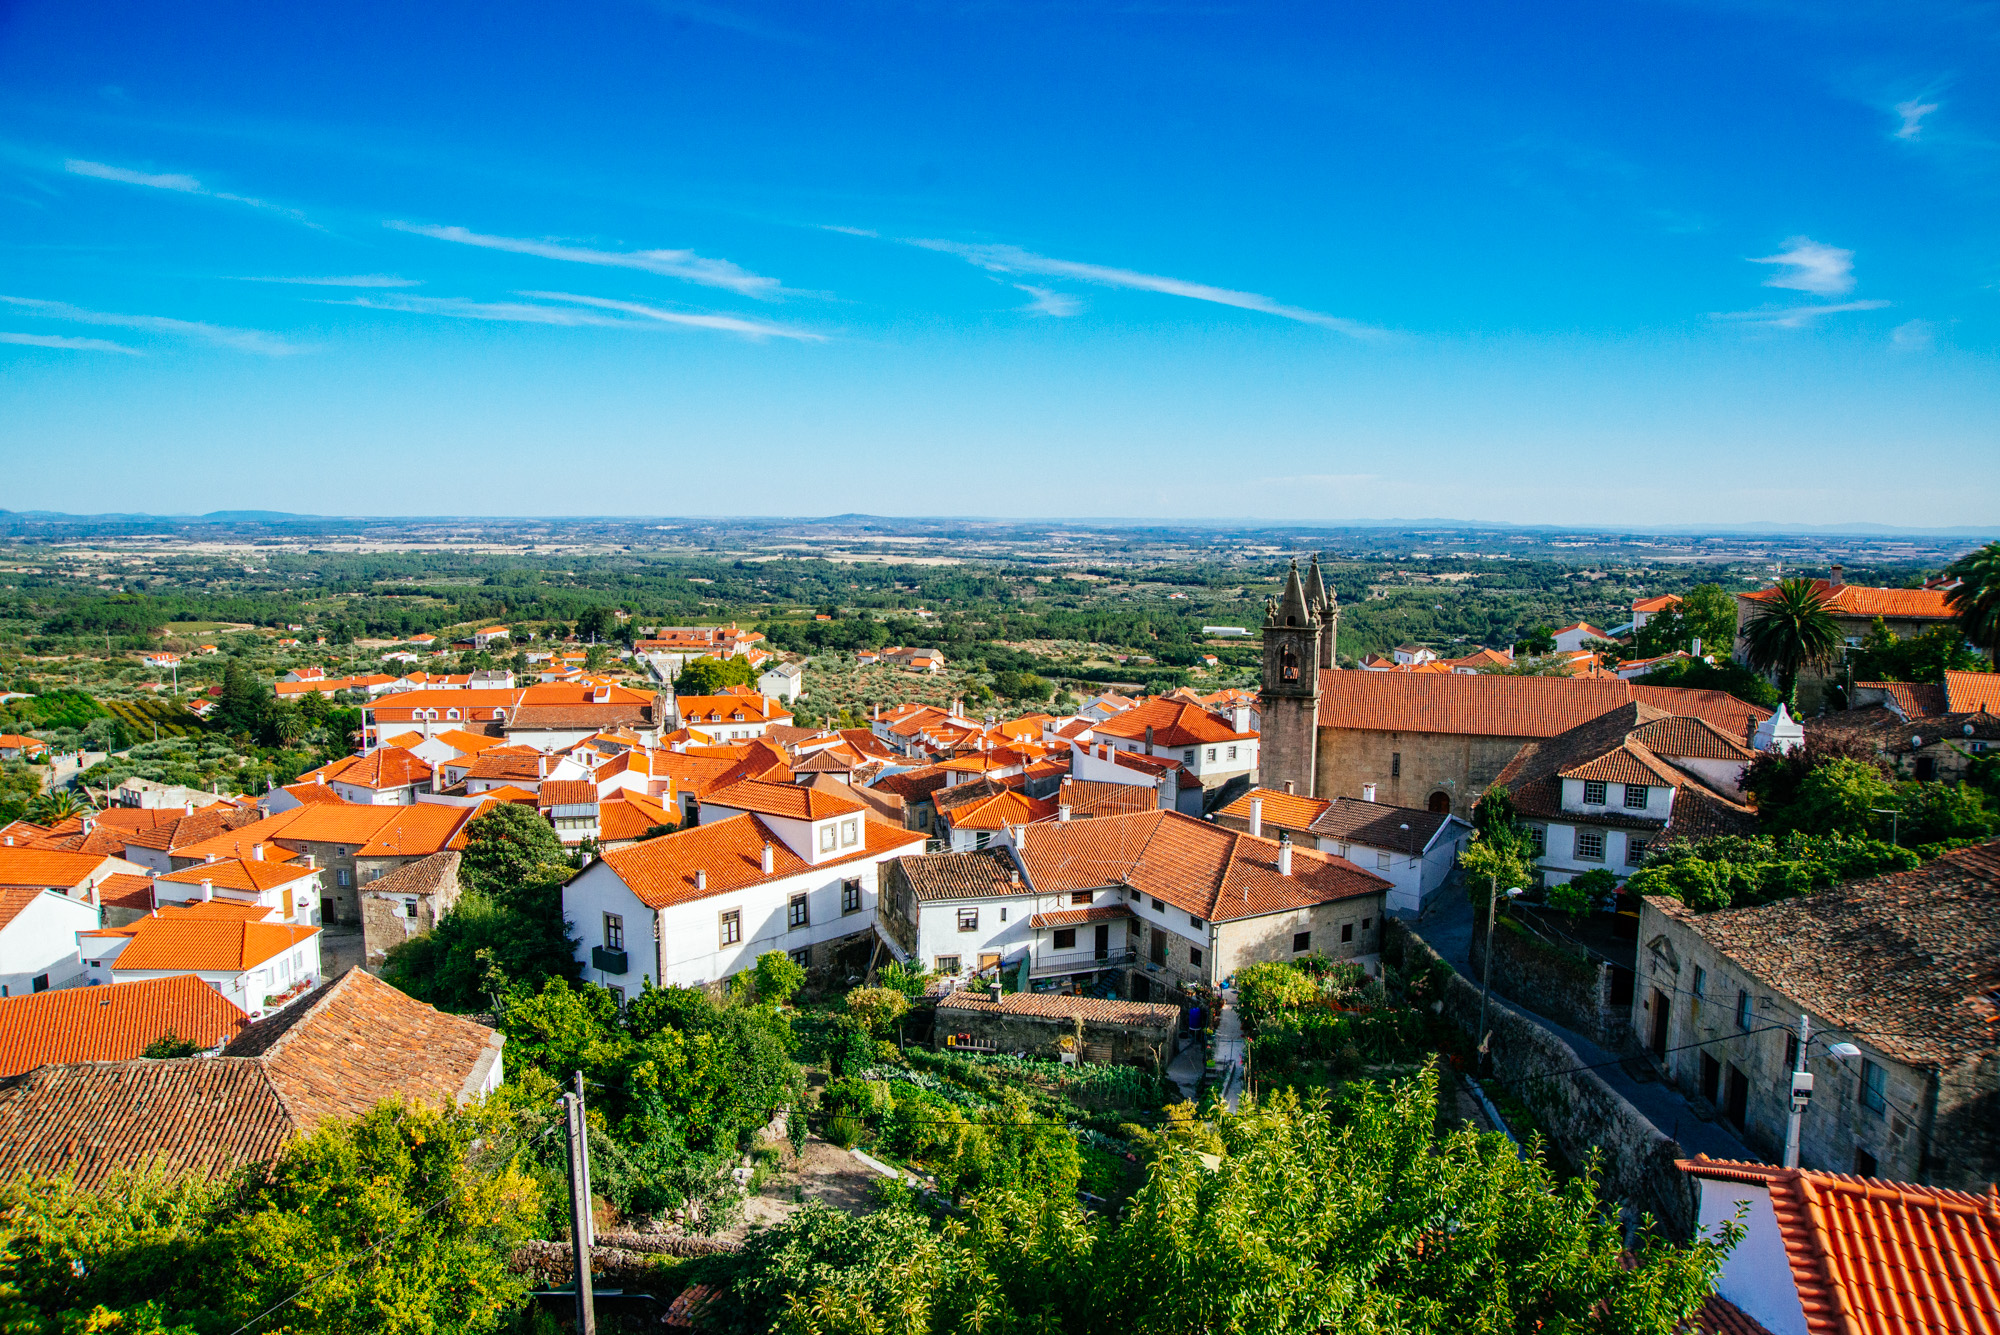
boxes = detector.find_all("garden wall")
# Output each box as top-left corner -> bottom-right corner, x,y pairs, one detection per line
1390,920 -> 1696,1239
1468,918 -> 1633,1052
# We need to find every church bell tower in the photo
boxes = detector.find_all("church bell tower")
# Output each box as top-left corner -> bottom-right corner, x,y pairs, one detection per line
1259,556 -> 1322,798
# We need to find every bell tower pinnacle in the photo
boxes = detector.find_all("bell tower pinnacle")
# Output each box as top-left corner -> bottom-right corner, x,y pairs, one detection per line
1259,557 -> 1322,798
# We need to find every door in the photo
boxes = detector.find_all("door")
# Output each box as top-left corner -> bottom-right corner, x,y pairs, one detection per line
1427,790 -> 1451,814
1699,1053 -> 1720,1103
1650,990 -> 1670,1058
1093,924 -> 1110,960
978,953 -> 1001,971
1149,927 -> 1166,965
1724,1064 -> 1749,1128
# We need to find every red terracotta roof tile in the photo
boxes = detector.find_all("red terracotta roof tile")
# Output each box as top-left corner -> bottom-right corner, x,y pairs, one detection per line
0,975 -> 249,1075
598,813 -> 924,910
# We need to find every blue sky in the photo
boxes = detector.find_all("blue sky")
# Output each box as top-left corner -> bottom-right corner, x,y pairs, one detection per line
2,0 -> 1996,526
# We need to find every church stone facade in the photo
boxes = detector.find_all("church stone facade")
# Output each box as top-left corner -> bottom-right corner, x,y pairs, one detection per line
1259,554 -> 1337,798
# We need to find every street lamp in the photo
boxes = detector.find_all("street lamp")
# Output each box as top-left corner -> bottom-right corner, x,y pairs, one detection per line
1475,881 -> 1522,1073
1868,806 -> 1900,847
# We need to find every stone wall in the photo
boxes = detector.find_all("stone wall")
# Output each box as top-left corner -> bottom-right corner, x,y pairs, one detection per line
1388,919 -> 1697,1238
933,1004 -> 1178,1071
1315,727 -> 1529,820
1258,692 -> 1319,800
1469,917 -> 1632,1052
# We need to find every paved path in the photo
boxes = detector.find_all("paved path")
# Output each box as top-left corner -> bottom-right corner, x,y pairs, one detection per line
1166,1035 -> 1205,1101
1211,991 -> 1245,1111
1415,891 -> 1755,1163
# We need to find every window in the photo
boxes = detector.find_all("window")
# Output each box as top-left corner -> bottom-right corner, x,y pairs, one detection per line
1188,914 -> 1203,928
1151,897 -> 1165,912
404,900 -> 418,918
935,955 -> 961,974
608,985 -> 626,1008
603,913 -> 624,951
1391,752 -> 1401,778
957,907 -> 979,932
1854,1147 -> 1878,1178
842,879 -> 862,914
1784,1032 -> 1799,1069
1361,917 -> 1372,930
1736,990 -> 1752,1031
819,824 -> 837,852
840,818 -> 859,848
1292,931 -> 1311,952
788,894 -> 809,929
1583,780 -> 1608,805
1376,850 -> 1391,870
975,832 -> 991,849
1624,784 -> 1649,810
999,907 -> 1007,921
1627,838 -> 1649,865
719,910 -> 742,945
1692,966 -> 1706,999
788,947 -> 810,970
1183,749 -> 1195,764
30,975 -> 47,994
1189,947 -> 1204,967
1528,826 -> 1546,855
1206,747 -> 1217,762
1341,922 -> 1354,943
1227,745 -> 1238,761
1576,830 -> 1606,861
337,869 -> 351,887
1860,1060 -> 1887,1114
1053,928 -> 1077,949
1071,891 -> 1093,906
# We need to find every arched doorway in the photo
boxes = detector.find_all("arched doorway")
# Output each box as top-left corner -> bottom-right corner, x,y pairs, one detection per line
1427,790 -> 1452,815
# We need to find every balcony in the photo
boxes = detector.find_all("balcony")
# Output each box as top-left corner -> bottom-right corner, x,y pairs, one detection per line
1027,947 -> 1136,978
591,946 -> 629,975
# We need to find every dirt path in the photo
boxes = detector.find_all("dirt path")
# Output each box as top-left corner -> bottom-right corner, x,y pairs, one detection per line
717,1135 -> 888,1243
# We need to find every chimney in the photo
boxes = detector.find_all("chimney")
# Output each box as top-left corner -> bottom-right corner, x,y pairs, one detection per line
1690,637 -> 1702,658
184,800 -> 194,815
538,753 -> 547,780
199,878 -> 213,902
1232,704 -> 1251,733
1058,804 -> 1071,823
1830,564 -> 1844,588
1249,797 -> 1264,838
1014,822 -> 1028,852
1362,783 -> 1377,803
205,853 -> 216,864
695,868 -> 708,891
1277,831 -> 1293,878
252,844 -> 264,861
761,844 -> 774,875
302,853 -> 315,869
988,980 -> 1002,1002
1283,780 -> 1295,795
1144,725 -> 1155,755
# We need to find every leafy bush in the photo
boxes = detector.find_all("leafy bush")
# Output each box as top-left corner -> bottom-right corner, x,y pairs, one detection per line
754,949 -> 807,1004
1626,832 -> 1918,911
846,986 -> 910,1037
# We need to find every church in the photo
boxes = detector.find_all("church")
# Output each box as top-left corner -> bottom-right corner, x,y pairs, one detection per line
1257,556 -> 1772,818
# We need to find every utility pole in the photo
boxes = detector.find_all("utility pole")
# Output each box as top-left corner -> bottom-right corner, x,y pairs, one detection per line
1782,1013 -> 1813,1169
1475,877 -> 1520,1075
563,1071 -> 597,1335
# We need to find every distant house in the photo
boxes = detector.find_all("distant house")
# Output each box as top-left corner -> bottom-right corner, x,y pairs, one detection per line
0,735 -> 45,761
758,660 -> 806,703
84,903 -> 323,1021
935,988 -> 1181,1070
1628,593 -> 1681,633
1734,566 -> 1973,713
360,850 -> 461,966
1549,623 -> 1612,655
0,969 -> 504,1186
471,626 -> 511,649
0,886 -> 101,998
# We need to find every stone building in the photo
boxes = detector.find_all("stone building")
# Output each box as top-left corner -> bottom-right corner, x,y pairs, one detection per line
361,850 -> 462,967
1732,568 -> 1966,715
1632,840 -> 2000,1191
1258,555 -> 1337,798
933,988 -> 1181,1071
1309,672 -> 1770,821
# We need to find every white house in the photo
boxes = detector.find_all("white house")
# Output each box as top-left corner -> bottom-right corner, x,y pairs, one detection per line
758,660 -> 806,704
83,903 -> 323,1020
1215,788 -> 1472,917
561,789 -> 927,997
670,690 -> 791,742
152,852 -> 324,927
1550,622 -> 1613,655
1083,697 -> 1259,788
0,887 -> 100,996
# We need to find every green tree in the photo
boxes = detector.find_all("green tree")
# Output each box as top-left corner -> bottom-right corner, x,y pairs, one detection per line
1632,655 -> 1780,709
1462,785 -> 1538,910
1741,578 -> 1840,707
1631,583 -> 1738,659
846,986 -> 910,1037
754,949 -> 807,1004
1847,619 -> 1989,684
675,656 -> 757,695
212,657 -> 268,736
573,605 -> 614,641
1944,541 -> 2000,657
24,787 -> 86,824
139,1032 -> 200,1059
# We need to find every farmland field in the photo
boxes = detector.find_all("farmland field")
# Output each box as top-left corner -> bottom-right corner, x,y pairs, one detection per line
102,698 -> 208,738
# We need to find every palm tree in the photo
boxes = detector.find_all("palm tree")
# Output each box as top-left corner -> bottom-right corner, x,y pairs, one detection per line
1742,577 -> 1841,707
1944,541 -> 2000,658
25,786 -> 87,824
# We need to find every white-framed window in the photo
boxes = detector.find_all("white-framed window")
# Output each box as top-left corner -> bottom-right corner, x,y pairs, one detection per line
840,818 -> 859,847
1623,784 -> 1648,810
957,907 -> 979,932
1627,838 -> 1649,865
1227,745 -> 1238,760
1206,747 -> 1217,761
1576,830 -> 1606,861
1583,781 -> 1608,805
1183,749 -> 1195,763
819,823 -> 837,852
1376,850 -> 1391,870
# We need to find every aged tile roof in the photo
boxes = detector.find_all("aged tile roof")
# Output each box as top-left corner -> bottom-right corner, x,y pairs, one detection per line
837,728 -> 900,761
0,848 -> 127,891
1216,786 -> 1331,832
113,916 -> 321,973
936,989 -> 1180,1027
1945,669 -> 2000,715
703,778 -> 865,821
1090,698 -> 1255,747
804,773 -> 902,826
1741,579 -> 1958,622
896,848 -> 1025,902
1631,715 -> 1759,763
96,872 -> 155,913
322,748 -> 432,790
539,779 -> 600,808
0,969 -> 500,1187
1058,778 -> 1158,819
1651,841 -> 2000,1068
361,849 -> 460,899
1026,904 -> 1134,929
1015,809 -> 1390,924
1492,702 -> 1757,839
1854,681 -> 1948,719
598,812 -> 925,910
1310,797 -> 1462,855
1679,1156 -> 2000,1335
939,787 -> 1057,832
931,776 -> 1022,815
0,974 -> 249,1076
1316,670 -> 1771,740
1804,707 -> 2000,758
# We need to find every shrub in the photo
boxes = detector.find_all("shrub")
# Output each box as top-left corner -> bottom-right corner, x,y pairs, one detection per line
846,986 -> 910,1037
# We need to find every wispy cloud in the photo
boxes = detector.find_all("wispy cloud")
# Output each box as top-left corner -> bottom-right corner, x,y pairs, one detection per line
1015,285 -> 1082,317
0,296 -> 299,355
0,331 -> 141,354
235,274 -> 422,288
1749,237 -> 1856,296
64,158 -> 317,227
336,290 -> 819,340
385,222 -> 780,297
1711,300 -> 1890,328
908,238 -> 1383,336
522,291 -> 821,339
1893,96 -> 1939,141
1891,318 -> 1934,351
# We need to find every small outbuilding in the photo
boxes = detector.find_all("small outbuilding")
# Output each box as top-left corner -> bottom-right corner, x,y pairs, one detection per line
933,987 -> 1180,1071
